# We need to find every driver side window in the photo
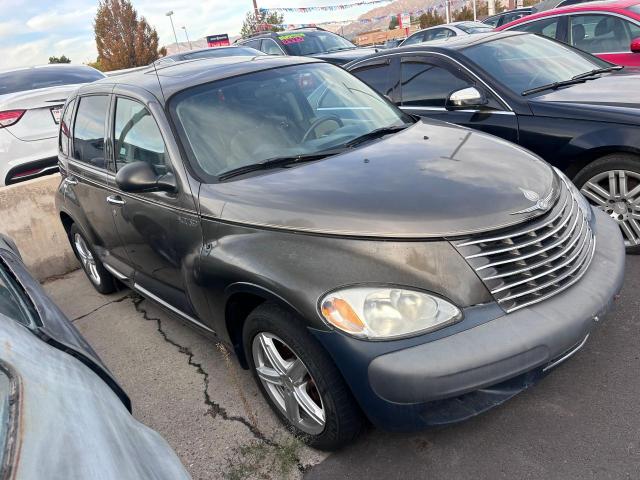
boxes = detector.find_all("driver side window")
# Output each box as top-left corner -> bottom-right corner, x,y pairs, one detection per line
114,98 -> 169,174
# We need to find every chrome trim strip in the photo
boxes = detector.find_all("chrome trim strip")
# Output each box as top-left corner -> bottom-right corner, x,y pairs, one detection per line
543,334 -> 590,372
103,263 -> 128,280
348,50 -> 514,112
133,283 -> 215,333
400,106 -> 516,115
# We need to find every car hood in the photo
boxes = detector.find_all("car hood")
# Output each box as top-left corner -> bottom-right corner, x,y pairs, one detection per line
528,69 -> 640,126
199,119 -> 556,238
311,47 -> 379,65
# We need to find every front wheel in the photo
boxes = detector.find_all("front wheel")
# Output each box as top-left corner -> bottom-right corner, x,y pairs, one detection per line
574,154 -> 640,254
243,302 -> 364,450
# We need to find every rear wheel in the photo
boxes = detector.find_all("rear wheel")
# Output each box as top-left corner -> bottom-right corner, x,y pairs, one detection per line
243,302 -> 364,450
574,154 -> 640,254
69,224 -> 117,293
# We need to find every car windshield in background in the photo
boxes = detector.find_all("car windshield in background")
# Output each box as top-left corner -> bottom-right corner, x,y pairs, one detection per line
455,22 -> 494,34
170,62 -> 410,180
0,262 -> 36,327
278,31 -> 356,55
182,47 -> 263,60
462,34 -> 611,95
0,66 -> 104,96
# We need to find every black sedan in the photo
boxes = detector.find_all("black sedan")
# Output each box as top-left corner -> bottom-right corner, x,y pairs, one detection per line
345,31 -> 640,252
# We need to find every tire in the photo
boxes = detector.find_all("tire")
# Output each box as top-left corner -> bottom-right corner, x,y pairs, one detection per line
243,302 -> 364,450
69,224 -> 117,294
573,153 -> 640,255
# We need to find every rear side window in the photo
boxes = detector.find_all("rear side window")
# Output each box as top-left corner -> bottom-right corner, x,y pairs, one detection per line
59,98 -> 76,156
510,17 -> 560,39
350,62 -> 393,97
569,14 -> 640,53
114,98 -> 168,174
402,32 -> 425,46
261,39 -> 284,55
401,60 -> 471,107
73,95 -> 109,169
242,39 -> 262,49
0,67 -> 104,96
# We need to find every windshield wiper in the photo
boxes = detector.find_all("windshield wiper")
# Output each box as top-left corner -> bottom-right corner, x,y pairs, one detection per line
571,65 -> 623,80
522,65 -> 623,96
217,148 -> 346,181
343,124 -> 410,148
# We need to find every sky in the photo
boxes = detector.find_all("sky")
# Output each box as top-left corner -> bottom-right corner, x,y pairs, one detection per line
0,0 -> 378,68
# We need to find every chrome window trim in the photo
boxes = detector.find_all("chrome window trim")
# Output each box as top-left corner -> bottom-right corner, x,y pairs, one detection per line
133,283 -> 215,333
399,106 -> 516,115
348,51 -> 514,112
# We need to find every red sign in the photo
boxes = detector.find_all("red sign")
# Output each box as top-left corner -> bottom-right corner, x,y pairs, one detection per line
207,34 -> 230,47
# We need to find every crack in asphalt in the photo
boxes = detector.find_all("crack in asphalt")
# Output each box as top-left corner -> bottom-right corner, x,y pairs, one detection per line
129,294 -> 309,474
71,293 -> 135,323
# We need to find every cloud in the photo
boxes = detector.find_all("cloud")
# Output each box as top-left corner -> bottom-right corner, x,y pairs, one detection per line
26,7 -> 95,32
0,20 -> 21,38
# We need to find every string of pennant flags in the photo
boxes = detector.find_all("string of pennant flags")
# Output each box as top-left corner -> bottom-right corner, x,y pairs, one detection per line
259,0 -> 392,13
260,0 -> 471,29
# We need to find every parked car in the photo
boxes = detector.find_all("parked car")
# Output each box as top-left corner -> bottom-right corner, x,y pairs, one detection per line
346,31 -> 640,251
498,0 -> 640,66
532,0 -> 601,12
0,64 -> 105,186
235,27 -> 378,65
380,38 -> 406,49
400,21 -> 494,46
0,234 -> 190,478
56,54 -> 625,450
482,7 -> 533,27
152,45 -> 265,67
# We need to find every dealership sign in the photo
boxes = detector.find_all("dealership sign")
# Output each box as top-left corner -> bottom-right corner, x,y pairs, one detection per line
207,34 -> 230,47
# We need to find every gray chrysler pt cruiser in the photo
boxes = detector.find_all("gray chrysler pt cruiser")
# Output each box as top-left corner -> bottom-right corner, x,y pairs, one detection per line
56,55 -> 625,450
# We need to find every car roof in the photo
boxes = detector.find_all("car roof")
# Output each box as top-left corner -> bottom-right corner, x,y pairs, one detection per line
81,54 -> 323,102
504,0 -> 639,25
0,64 -> 98,75
161,45 -> 257,62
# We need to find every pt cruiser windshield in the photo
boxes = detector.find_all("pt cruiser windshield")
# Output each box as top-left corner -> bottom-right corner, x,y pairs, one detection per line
170,63 -> 411,180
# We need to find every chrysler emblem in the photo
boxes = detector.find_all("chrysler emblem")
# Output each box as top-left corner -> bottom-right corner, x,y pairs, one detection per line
511,187 -> 554,215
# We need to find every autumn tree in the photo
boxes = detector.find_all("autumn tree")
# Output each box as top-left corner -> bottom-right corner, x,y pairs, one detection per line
49,55 -> 71,64
94,0 -> 163,71
240,10 -> 285,38
419,11 -> 445,29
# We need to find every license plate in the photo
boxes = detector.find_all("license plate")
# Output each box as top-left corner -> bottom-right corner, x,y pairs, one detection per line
50,106 -> 63,124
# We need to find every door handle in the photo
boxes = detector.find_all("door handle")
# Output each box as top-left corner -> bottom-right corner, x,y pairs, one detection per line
106,195 -> 126,206
64,176 -> 78,186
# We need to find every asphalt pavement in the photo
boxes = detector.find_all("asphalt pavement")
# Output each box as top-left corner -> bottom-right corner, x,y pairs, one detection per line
43,256 -> 640,480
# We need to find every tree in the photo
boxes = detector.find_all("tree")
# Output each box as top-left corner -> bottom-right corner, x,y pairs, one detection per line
49,55 -> 71,64
453,5 -> 474,21
240,10 -> 285,38
418,10 -> 445,29
389,15 -> 398,30
94,0 -> 163,71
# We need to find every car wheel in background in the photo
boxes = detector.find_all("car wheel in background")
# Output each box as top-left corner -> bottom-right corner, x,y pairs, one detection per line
243,302 -> 364,451
69,224 -> 117,293
574,154 -> 640,254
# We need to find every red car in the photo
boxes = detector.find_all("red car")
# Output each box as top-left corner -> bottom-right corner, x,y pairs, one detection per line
498,0 -> 640,66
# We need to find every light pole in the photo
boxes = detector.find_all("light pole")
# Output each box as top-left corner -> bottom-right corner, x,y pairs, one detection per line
166,11 -> 180,52
181,26 -> 192,50
473,0 -> 477,21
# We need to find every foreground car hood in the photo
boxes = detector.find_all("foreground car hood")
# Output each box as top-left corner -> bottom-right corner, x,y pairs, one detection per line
200,120 -> 555,238
311,47 -> 379,65
529,70 -> 640,126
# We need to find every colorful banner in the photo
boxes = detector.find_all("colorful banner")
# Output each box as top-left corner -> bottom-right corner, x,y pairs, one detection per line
207,34 -> 230,47
260,1 -> 391,13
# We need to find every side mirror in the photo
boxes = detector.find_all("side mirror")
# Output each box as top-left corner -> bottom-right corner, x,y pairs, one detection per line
115,161 -> 177,193
631,37 -> 640,53
446,87 -> 488,110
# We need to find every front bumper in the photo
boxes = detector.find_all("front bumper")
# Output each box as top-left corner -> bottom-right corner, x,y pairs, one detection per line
312,208 -> 625,430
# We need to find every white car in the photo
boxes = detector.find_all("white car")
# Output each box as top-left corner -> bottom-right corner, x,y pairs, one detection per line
399,21 -> 494,46
0,65 -> 104,186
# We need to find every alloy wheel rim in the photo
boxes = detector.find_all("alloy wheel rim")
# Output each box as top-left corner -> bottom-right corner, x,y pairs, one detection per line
580,169 -> 640,247
74,233 -> 101,285
252,332 -> 325,435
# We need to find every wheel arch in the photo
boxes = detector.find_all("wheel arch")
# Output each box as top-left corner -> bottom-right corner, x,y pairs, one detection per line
565,146 -> 640,179
224,283 -> 306,369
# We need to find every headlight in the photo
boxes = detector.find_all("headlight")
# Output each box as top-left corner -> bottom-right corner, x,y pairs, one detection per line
319,287 -> 461,340
554,167 -> 592,222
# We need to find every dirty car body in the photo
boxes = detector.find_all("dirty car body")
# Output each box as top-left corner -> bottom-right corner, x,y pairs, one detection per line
55,55 -> 625,449
0,235 -> 190,479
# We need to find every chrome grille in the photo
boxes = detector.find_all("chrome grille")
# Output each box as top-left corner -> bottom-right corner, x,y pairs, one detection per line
453,179 -> 595,313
